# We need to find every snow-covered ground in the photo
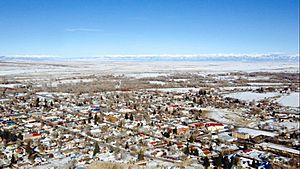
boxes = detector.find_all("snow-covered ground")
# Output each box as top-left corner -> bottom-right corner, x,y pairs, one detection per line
0,83 -> 24,88
224,92 -> 280,102
246,76 -> 270,81
260,119 -> 300,131
223,91 -> 299,108
1,61 -> 299,78
219,86 -> 260,91
34,157 -> 72,169
125,73 -> 169,78
50,78 -> 95,87
279,121 -> 300,130
149,81 -> 167,85
36,92 -> 73,97
147,87 -> 199,93
172,79 -> 188,82
276,92 -> 300,107
204,108 -> 255,127
237,128 -> 278,137
247,83 -> 283,86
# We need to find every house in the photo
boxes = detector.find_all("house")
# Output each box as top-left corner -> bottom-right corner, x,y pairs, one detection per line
233,132 -> 250,140
23,133 -> 42,140
205,123 -> 224,131
106,115 -> 118,123
188,122 -> 205,129
173,124 -> 189,135
251,135 -> 270,143
257,142 -> 300,157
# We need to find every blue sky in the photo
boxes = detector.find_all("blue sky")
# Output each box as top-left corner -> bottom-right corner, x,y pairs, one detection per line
0,0 -> 299,57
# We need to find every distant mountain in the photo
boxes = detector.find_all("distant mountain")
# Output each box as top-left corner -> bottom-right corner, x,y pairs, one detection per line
100,54 -> 299,62
0,53 -> 299,62
0,55 -> 64,62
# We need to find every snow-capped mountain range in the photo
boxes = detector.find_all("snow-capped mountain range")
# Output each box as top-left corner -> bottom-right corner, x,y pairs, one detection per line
0,53 -> 299,62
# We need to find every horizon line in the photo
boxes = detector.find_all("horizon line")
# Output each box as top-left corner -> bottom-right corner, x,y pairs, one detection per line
1,52 -> 299,58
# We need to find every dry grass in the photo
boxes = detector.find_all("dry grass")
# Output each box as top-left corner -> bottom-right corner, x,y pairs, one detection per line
88,161 -> 134,169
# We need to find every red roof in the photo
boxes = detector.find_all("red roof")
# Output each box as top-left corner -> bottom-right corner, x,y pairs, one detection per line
169,104 -> 178,108
149,141 -> 157,145
202,149 -> 210,154
32,133 -> 41,137
243,149 -> 252,153
18,162 -> 30,167
176,143 -> 184,148
205,123 -> 224,127
189,122 -> 205,127
16,148 -> 24,153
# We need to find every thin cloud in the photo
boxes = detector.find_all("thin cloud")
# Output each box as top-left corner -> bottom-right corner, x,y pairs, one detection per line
65,28 -> 102,32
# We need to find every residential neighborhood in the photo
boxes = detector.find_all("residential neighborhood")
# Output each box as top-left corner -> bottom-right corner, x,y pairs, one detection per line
1,0 -> 299,168
0,71 -> 299,168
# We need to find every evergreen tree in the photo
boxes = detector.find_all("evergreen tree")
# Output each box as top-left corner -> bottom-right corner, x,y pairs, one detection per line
125,142 -> 129,149
93,142 -> 100,156
35,97 -> 39,107
153,109 -> 156,115
243,143 -> 248,150
137,150 -> 144,161
209,145 -> 213,151
10,154 -> 17,166
125,113 -> 129,120
25,142 -> 33,155
214,153 -> 223,169
189,135 -> 194,143
173,127 -> 177,135
129,114 -> 134,121
183,143 -> 190,155
193,148 -> 199,156
94,114 -> 98,121
44,99 -> 47,107
203,156 -> 210,169
94,114 -> 98,125
223,156 -> 230,169
88,112 -> 92,123
17,133 -> 23,140
251,160 -> 259,169
161,131 -> 170,138
199,98 -> 204,105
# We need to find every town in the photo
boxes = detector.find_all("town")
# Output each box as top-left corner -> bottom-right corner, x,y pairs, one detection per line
0,71 -> 299,168
1,0 -> 299,168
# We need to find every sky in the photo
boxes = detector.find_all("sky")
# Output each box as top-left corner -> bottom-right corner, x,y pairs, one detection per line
0,0 -> 299,57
